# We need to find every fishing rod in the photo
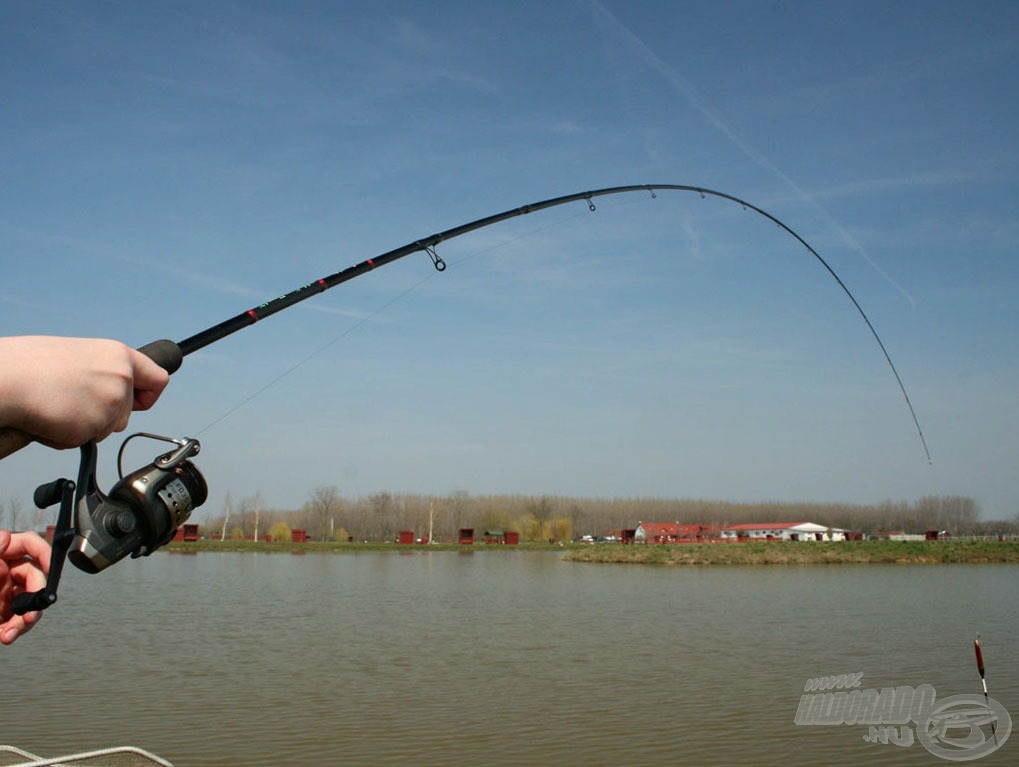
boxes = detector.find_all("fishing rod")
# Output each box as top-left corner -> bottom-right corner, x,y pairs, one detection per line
169,182 -> 929,469
5,183 -> 931,614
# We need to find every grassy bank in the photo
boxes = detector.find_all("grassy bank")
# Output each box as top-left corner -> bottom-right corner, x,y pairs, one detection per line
164,539 -> 570,555
565,539 -> 1019,565
162,538 -> 1019,564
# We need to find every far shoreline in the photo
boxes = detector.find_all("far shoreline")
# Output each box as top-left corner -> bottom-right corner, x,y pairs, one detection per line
564,539 -> 1019,565
162,538 -> 1019,565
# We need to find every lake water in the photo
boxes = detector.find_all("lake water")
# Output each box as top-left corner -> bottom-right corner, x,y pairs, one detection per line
4,551 -> 1017,766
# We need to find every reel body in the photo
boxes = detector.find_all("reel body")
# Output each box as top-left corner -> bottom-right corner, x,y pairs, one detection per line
13,433 -> 207,613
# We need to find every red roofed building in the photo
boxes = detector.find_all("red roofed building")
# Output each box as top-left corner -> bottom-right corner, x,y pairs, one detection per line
634,522 -> 719,544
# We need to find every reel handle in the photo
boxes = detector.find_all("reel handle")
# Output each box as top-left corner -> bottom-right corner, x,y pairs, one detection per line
34,479 -> 67,508
13,589 -> 57,614
0,339 -> 183,460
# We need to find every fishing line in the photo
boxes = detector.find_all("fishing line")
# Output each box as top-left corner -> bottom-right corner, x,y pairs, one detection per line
192,279 -> 428,438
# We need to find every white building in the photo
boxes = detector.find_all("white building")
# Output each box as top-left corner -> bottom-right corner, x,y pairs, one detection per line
720,521 -> 846,542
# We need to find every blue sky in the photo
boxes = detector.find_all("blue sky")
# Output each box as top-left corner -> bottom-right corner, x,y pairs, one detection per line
2,1 -> 1016,522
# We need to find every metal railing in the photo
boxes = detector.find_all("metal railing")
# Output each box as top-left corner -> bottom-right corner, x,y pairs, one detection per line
0,745 -> 173,767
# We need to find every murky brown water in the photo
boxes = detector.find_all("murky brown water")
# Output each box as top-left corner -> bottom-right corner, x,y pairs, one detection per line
4,552 -> 1017,765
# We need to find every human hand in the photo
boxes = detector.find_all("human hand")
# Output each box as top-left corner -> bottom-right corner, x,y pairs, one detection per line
0,336 -> 170,449
0,530 -> 51,644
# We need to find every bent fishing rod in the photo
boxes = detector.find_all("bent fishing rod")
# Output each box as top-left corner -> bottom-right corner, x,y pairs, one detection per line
6,183 -> 931,614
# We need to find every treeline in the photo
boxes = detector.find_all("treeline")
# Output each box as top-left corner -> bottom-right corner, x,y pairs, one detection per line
199,490 -> 1014,544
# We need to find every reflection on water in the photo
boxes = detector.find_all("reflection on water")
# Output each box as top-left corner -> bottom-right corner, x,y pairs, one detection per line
5,552 -> 1018,766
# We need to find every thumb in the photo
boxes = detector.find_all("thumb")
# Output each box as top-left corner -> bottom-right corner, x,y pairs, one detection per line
0,530 -> 10,557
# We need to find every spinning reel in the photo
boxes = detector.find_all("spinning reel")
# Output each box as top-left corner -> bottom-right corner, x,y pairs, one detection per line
13,432 -> 207,615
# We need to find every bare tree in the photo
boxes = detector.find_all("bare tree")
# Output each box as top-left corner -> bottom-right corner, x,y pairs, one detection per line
368,492 -> 394,541
5,496 -> 23,532
220,492 -> 233,541
446,490 -> 470,541
943,496 -> 979,534
307,485 -> 340,541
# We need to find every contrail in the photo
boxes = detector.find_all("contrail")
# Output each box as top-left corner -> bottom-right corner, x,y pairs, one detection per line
587,0 -> 916,306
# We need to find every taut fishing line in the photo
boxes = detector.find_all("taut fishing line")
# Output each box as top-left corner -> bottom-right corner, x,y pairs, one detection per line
192,268 -> 438,438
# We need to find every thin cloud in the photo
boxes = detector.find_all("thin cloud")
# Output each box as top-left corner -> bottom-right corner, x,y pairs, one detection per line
809,164 -> 1012,202
112,251 -> 373,322
0,294 -> 37,308
111,251 -> 264,300
587,0 -> 917,306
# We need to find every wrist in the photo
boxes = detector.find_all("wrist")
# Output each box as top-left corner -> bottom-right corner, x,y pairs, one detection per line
0,337 -> 35,431
0,336 -> 63,438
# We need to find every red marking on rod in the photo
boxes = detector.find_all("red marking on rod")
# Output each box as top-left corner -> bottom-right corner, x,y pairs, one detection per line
367,258 -> 375,269
247,309 -> 258,321
317,279 -> 327,288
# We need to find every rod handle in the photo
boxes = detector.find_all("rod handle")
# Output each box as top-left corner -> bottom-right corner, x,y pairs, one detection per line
137,339 -> 184,375
0,339 -> 183,460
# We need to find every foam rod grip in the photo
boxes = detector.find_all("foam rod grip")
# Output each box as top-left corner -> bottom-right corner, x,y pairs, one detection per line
138,339 -> 183,374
